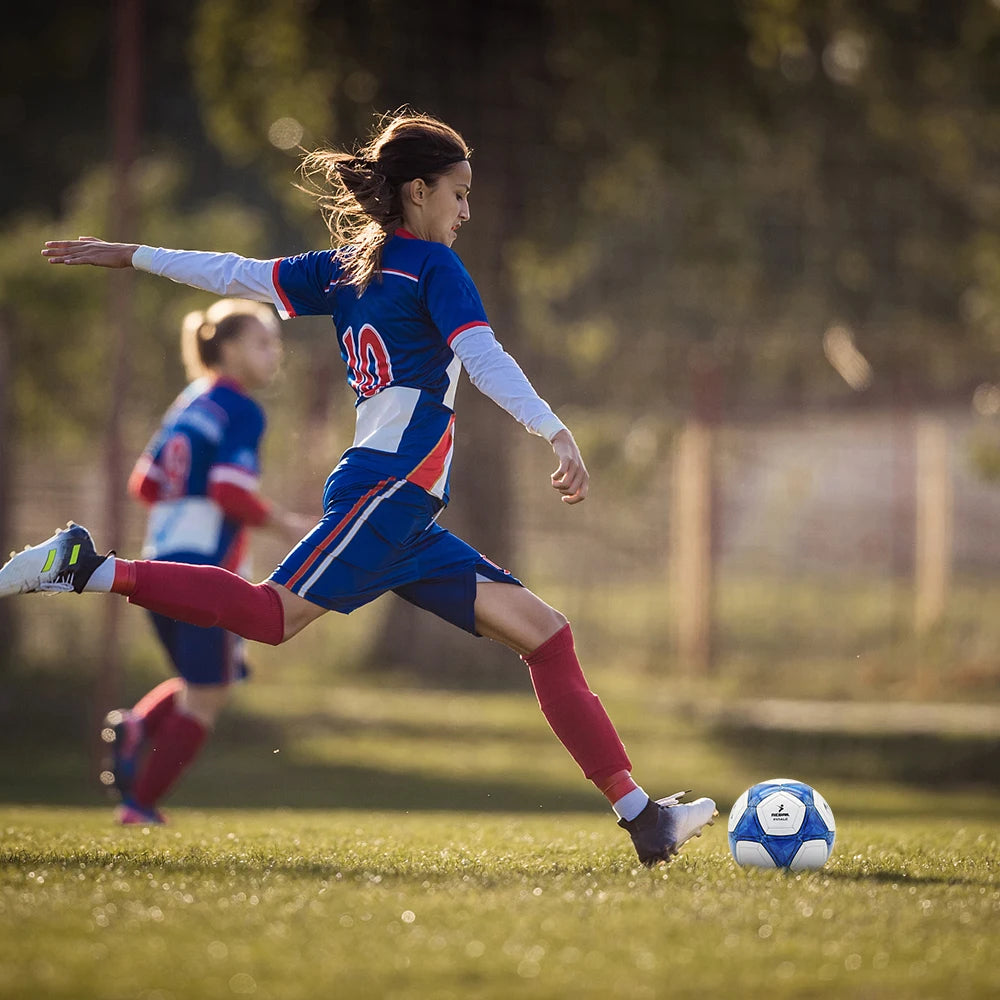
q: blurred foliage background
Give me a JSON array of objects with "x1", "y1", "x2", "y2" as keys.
[{"x1": 2, "y1": 0, "x2": 1000, "y2": 805}]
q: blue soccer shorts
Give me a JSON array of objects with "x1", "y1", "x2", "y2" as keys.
[
  {"x1": 269, "y1": 471, "x2": 521, "y2": 635},
  {"x1": 149, "y1": 610, "x2": 250, "y2": 686}
]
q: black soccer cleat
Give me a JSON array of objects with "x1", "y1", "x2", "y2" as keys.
[{"x1": 620, "y1": 790, "x2": 718, "y2": 867}]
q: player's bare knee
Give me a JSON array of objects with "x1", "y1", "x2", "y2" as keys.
[
  {"x1": 517, "y1": 606, "x2": 568, "y2": 656},
  {"x1": 540, "y1": 607, "x2": 568, "y2": 643},
  {"x1": 180, "y1": 682, "x2": 230, "y2": 727}
]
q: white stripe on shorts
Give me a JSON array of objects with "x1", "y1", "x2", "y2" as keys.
[{"x1": 293, "y1": 479, "x2": 407, "y2": 599}]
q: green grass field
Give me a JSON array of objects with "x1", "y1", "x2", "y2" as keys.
[
  {"x1": 4, "y1": 594, "x2": 1000, "y2": 999},
  {"x1": 1, "y1": 806, "x2": 997, "y2": 1000}
]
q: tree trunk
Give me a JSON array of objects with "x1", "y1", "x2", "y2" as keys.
[{"x1": 92, "y1": 0, "x2": 142, "y2": 764}]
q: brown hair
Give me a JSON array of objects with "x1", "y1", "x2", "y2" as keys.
[
  {"x1": 298, "y1": 110, "x2": 470, "y2": 293},
  {"x1": 180, "y1": 298, "x2": 280, "y2": 382}
]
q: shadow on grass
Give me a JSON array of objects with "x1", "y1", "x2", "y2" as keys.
[
  {"x1": 0, "y1": 749, "x2": 601, "y2": 813},
  {"x1": 823, "y1": 867, "x2": 990, "y2": 888},
  {"x1": 712, "y1": 724, "x2": 1000, "y2": 790}
]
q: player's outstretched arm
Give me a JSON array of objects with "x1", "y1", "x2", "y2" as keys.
[
  {"x1": 550, "y1": 428, "x2": 589, "y2": 505},
  {"x1": 44, "y1": 239, "x2": 278, "y2": 303},
  {"x1": 42, "y1": 237, "x2": 138, "y2": 268}
]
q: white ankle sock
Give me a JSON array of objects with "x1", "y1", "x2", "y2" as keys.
[
  {"x1": 83, "y1": 557, "x2": 116, "y2": 593},
  {"x1": 613, "y1": 787, "x2": 650, "y2": 822}
]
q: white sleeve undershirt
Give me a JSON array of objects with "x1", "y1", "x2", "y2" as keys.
[
  {"x1": 131, "y1": 245, "x2": 283, "y2": 311},
  {"x1": 451, "y1": 329, "x2": 567, "y2": 442},
  {"x1": 132, "y1": 245, "x2": 567, "y2": 442}
]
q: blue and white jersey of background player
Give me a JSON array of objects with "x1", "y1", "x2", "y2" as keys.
[
  {"x1": 271, "y1": 229, "x2": 490, "y2": 503},
  {"x1": 130, "y1": 377, "x2": 266, "y2": 572}
]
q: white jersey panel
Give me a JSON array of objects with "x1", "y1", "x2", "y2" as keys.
[
  {"x1": 352, "y1": 386, "x2": 421, "y2": 454},
  {"x1": 142, "y1": 498, "x2": 225, "y2": 560}
]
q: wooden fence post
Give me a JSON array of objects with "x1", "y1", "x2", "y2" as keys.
[
  {"x1": 671, "y1": 420, "x2": 714, "y2": 672},
  {"x1": 914, "y1": 416, "x2": 952, "y2": 634}
]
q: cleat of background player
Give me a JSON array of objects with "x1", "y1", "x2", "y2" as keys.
[
  {"x1": 0, "y1": 523, "x2": 110, "y2": 597},
  {"x1": 116, "y1": 800, "x2": 167, "y2": 826},
  {"x1": 619, "y1": 791, "x2": 718, "y2": 867},
  {"x1": 100, "y1": 709, "x2": 144, "y2": 801}
]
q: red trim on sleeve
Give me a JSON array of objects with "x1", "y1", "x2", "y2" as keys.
[
  {"x1": 447, "y1": 321, "x2": 488, "y2": 346},
  {"x1": 209, "y1": 481, "x2": 272, "y2": 527},
  {"x1": 272, "y1": 259, "x2": 296, "y2": 317}
]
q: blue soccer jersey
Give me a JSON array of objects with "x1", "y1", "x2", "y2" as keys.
[
  {"x1": 134, "y1": 377, "x2": 266, "y2": 571},
  {"x1": 271, "y1": 231, "x2": 491, "y2": 502}
]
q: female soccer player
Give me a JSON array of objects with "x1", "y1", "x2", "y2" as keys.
[
  {"x1": 7, "y1": 111, "x2": 715, "y2": 864},
  {"x1": 103, "y1": 298, "x2": 314, "y2": 824}
]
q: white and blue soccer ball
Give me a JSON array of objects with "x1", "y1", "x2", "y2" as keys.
[{"x1": 727, "y1": 778, "x2": 836, "y2": 871}]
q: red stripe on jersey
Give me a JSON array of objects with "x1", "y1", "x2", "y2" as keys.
[
  {"x1": 407, "y1": 415, "x2": 455, "y2": 492},
  {"x1": 272, "y1": 259, "x2": 296, "y2": 317},
  {"x1": 285, "y1": 479, "x2": 391, "y2": 589},
  {"x1": 447, "y1": 321, "x2": 489, "y2": 345}
]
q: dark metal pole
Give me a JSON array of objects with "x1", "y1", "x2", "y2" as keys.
[{"x1": 94, "y1": 0, "x2": 142, "y2": 771}]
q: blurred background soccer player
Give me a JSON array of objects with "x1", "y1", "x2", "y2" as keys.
[{"x1": 103, "y1": 298, "x2": 313, "y2": 824}]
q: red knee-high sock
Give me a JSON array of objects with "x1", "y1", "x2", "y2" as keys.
[
  {"x1": 131, "y1": 710, "x2": 208, "y2": 809},
  {"x1": 112, "y1": 561, "x2": 284, "y2": 645},
  {"x1": 133, "y1": 677, "x2": 184, "y2": 741},
  {"x1": 523, "y1": 623, "x2": 637, "y2": 802}
]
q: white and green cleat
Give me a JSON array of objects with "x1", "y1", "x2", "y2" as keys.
[{"x1": 0, "y1": 522, "x2": 109, "y2": 597}]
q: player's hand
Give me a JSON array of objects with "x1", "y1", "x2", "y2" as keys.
[
  {"x1": 42, "y1": 237, "x2": 139, "y2": 269},
  {"x1": 550, "y1": 428, "x2": 589, "y2": 505}
]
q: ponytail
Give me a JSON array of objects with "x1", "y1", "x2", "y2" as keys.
[
  {"x1": 180, "y1": 299, "x2": 279, "y2": 382},
  {"x1": 298, "y1": 110, "x2": 470, "y2": 293}
]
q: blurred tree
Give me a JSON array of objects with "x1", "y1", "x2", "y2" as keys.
[
  {"x1": 516, "y1": 0, "x2": 1000, "y2": 413},
  {"x1": 4, "y1": 0, "x2": 1000, "y2": 687}
]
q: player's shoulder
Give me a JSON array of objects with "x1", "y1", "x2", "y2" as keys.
[
  {"x1": 162, "y1": 378, "x2": 229, "y2": 443},
  {"x1": 280, "y1": 247, "x2": 338, "y2": 268},
  {"x1": 209, "y1": 379, "x2": 263, "y2": 420},
  {"x1": 278, "y1": 247, "x2": 342, "y2": 284}
]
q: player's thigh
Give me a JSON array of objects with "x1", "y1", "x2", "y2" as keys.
[
  {"x1": 267, "y1": 476, "x2": 435, "y2": 640},
  {"x1": 473, "y1": 582, "x2": 566, "y2": 657}
]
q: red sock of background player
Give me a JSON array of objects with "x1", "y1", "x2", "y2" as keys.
[
  {"x1": 522, "y1": 623, "x2": 650, "y2": 821},
  {"x1": 132, "y1": 677, "x2": 184, "y2": 741},
  {"x1": 130, "y1": 710, "x2": 208, "y2": 810},
  {"x1": 89, "y1": 559, "x2": 285, "y2": 646}
]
